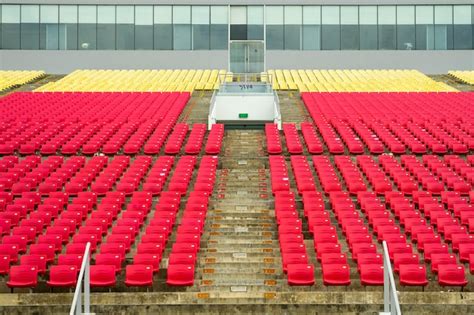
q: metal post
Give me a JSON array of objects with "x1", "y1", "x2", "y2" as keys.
[
  {"x1": 384, "y1": 245, "x2": 390, "y2": 313},
  {"x1": 70, "y1": 242, "x2": 91, "y2": 315},
  {"x1": 84, "y1": 256, "x2": 90, "y2": 314}
]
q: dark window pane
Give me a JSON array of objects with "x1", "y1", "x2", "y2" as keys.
[
  {"x1": 97, "y1": 24, "x2": 115, "y2": 50},
  {"x1": 2, "y1": 24, "x2": 20, "y2": 49},
  {"x1": 21, "y1": 23, "x2": 39, "y2": 49},
  {"x1": 230, "y1": 25, "x2": 247, "y2": 40},
  {"x1": 378, "y1": 25, "x2": 396, "y2": 49},
  {"x1": 248, "y1": 25, "x2": 263, "y2": 40},
  {"x1": 284, "y1": 25, "x2": 301, "y2": 50},
  {"x1": 302, "y1": 25, "x2": 320, "y2": 50},
  {"x1": 341, "y1": 25, "x2": 358, "y2": 50},
  {"x1": 454, "y1": 25, "x2": 473, "y2": 49},
  {"x1": 360, "y1": 26, "x2": 377, "y2": 50},
  {"x1": 173, "y1": 25, "x2": 191, "y2": 50},
  {"x1": 193, "y1": 25, "x2": 209, "y2": 50},
  {"x1": 397, "y1": 25, "x2": 415, "y2": 50},
  {"x1": 266, "y1": 25, "x2": 284, "y2": 49},
  {"x1": 210, "y1": 24, "x2": 227, "y2": 50},
  {"x1": 117, "y1": 25, "x2": 134, "y2": 50},
  {"x1": 416, "y1": 25, "x2": 434, "y2": 50},
  {"x1": 78, "y1": 24, "x2": 96, "y2": 50},
  {"x1": 40, "y1": 24, "x2": 59, "y2": 49},
  {"x1": 154, "y1": 24, "x2": 172, "y2": 50},
  {"x1": 135, "y1": 25, "x2": 152, "y2": 50},
  {"x1": 59, "y1": 24, "x2": 77, "y2": 50},
  {"x1": 434, "y1": 25, "x2": 453, "y2": 50},
  {"x1": 322, "y1": 25, "x2": 340, "y2": 50}
]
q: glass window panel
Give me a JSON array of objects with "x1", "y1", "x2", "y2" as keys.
[
  {"x1": 173, "y1": 6, "x2": 191, "y2": 50},
  {"x1": 21, "y1": 5, "x2": 39, "y2": 49},
  {"x1": 2, "y1": 5, "x2": 20, "y2": 49},
  {"x1": 341, "y1": 6, "x2": 358, "y2": 25},
  {"x1": 284, "y1": 6, "x2": 302, "y2": 25},
  {"x1": 303, "y1": 6, "x2": 320, "y2": 25},
  {"x1": 59, "y1": 5, "x2": 77, "y2": 50},
  {"x1": 154, "y1": 6, "x2": 172, "y2": 24},
  {"x1": 322, "y1": 6, "x2": 339, "y2": 25},
  {"x1": 266, "y1": 6, "x2": 283, "y2": 25},
  {"x1": 97, "y1": 6, "x2": 115, "y2": 50},
  {"x1": 302, "y1": 6, "x2": 320, "y2": 50},
  {"x1": 173, "y1": 6, "x2": 190, "y2": 24},
  {"x1": 434, "y1": 6, "x2": 453, "y2": 50},
  {"x1": 192, "y1": 6, "x2": 209, "y2": 50},
  {"x1": 416, "y1": 6, "x2": 434, "y2": 24},
  {"x1": 322, "y1": 6, "x2": 339, "y2": 50},
  {"x1": 341, "y1": 6, "x2": 358, "y2": 50},
  {"x1": 40, "y1": 5, "x2": 58, "y2": 50},
  {"x1": 117, "y1": 6, "x2": 134, "y2": 50},
  {"x1": 135, "y1": 6, "x2": 153, "y2": 50},
  {"x1": 78, "y1": 5, "x2": 97, "y2": 50},
  {"x1": 302, "y1": 25, "x2": 321, "y2": 50},
  {"x1": 453, "y1": 5, "x2": 472, "y2": 49},
  {"x1": 230, "y1": 6, "x2": 246, "y2": 40},
  {"x1": 435, "y1": 6, "x2": 452, "y2": 24},
  {"x1": 154, "y1": 6, "x2": 172, "y2": 50},
  {"x1": 211, "y1": 6, "x2": 227, "y2": 24},
  {"x1": 378, "y1": 6, "x2": 396, "y2": 25},
  {"x1": 210, "y1": 6, "x2": 227, "y2": 50},
  {"x1": 360, "y1": 6, "x2": 377, "y2": 25},
  {"x1": 248, "y1": 6, "x2": 263, "y2": 40},
  {"x1": 78, "y1": 6, "x2": 96, "y2": 50},
  {"x1": 266, "y1": 6, "x2": 283, "y2": 49},
  {"x1": 397, "y1": 6, "x2": 415, "y2": 25}
]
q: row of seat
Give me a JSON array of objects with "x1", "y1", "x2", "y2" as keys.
[
  {"x1": 301, "y1": 92, "x2": 474, "y2": 155},
  {"x1": 0, "y1": 92, "x2": 190, "y2": 156},
  {"x1": 35, "y1": 69, "x2": 229, "y2": 92},
  {"x1": 265, "y1": 69, "x2": 456, "y2": 92},
  {"x1": 0, "y1": 70, "x2": 45, "y2": 92},
  {"x1": 449, "y1": 71, "x2": 474, "y2": 85}
]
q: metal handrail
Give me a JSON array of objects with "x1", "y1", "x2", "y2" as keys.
[
  {"x1": 70, "y1": 242, "x2": 91, "y2": 315},
  {"x1": 381, "y1": 241, "x2": 402, "y2": 315}
]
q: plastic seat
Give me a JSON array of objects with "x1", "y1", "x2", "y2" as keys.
[
  {"x1": 90, "y1": 265, "x2": 117, "y2": 287},
  {"x1": 20, "y1": 254, "x2": 47, "y2": 274},
  {"x1": 359, "y1": 264, "x2": 384, "y2": 286},
  {"x1": 399, "y1": 264, "x2": 428, "y2": 286},
  {"x1": 438, "y1": 264, "x2": 468, "y2": 287},
  {"x1": 125, "y1": 265, "x2": 153, "y2": 287},
  {"x1": 47, "y1": 265, "x2": 78, "y2": 288},
  {"x1": 95, "y1": 254, "x2": 123, "y2": 273},
  {"x1": 133, "y1": 254, "x2": 161, "y2": 273},
  {"x1": 166, "y1": 264, "x2": 195, "y2": 286},
  {"x1": 287, "y1": 263, "x2": 315, "y2": 286},
  {"x1": 321, "y1": 263, "x2": 351, "y2": 286},
  {"x1": 7, "y1": 265, "x2": 38, "y2": 289}
]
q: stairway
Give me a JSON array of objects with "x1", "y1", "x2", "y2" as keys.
[{"x1": 198, "y1": 130, "x2": 284, "y2": 293}]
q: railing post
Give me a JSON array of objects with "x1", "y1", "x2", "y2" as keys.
[
  {"x1": 381, "y1": 241, "x2": 402, "y2": 315},
  {"x1": 85, "y1": 256, "x2": 90, "y2": 314},
  {"x1": 384, "y1": 245, "x2": 390, "y2": 313}
]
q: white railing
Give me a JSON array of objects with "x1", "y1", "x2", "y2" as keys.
[
  {"x1": 273, "y1": 91, "x2": 282, "y2": 130},
  {"x1": 380, "y1": 241, "x2": 402, "y2": 315},
  {"x1": 70, "y1": 242, "x2": 91, "y2": 315}
]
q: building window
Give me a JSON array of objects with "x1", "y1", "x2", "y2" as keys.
[
  {"x1": 397, "y1": 6, "x2": 415, "y2": 50},
  {"x1": 154, "y1": 6, "x2": 172, "y2": 50},
  {"x1": 97, "y1": 6, "x2": 115, "y2": 50},
  {"x1": 192, "y1": 6, "x2": 210, "y2": 50},
  {"x1": 453, "y1": 5, "x2": 472, "y2": 49},
  {"x1": 302, "y1": 6, "x2": 321, "y2": 50},
  {"x1": 59, "y1": 5, "x2": 78, "y2": 50},
  {"x1": 173, "y1": 6, "x2": 191, "y2": 50},
  {"x1": 21, "y1": 5, "x2": 39, "y2": 49},
  {"x1": 378, "y1": 6, "x2": 396, "y2": 50},
  {"x1": 135, "y1": 6, "x2": 153, "y2": 50},
  {"x1": 2, "y1": 5, "x2": 21, "y2": 49},
  {"x1": 40, "y1": 5, "x2": 58, "y2": 50},
  {"x1": 284, "y1": 6, "x2": 302, "y2": 50},
  {"x1": 210, "y1": 6, "x2": 227, "y2": 50},
  {"x1": 117, "y1": 6, "x2": 134, "y2": 50},
  {"x1": 78, "y1": 5, "x2": 96, "y2": 50},
  {"x1": 416, "y1": 6, "x2": 434, "y2": 50},
  {"x1": 266, "y1": 6, "x2": 284, "y2": 49},
  {"x1": 341, "y1": 6, "x2": 359, "y2": 50},
  {"x1": 359, "y1": 6, "x2": 377, "y2": 50},
  {"x1": 321, "y1": 6, "x2": 340, "y2": 50}
]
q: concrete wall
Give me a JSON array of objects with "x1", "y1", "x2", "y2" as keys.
[{"x1": 1, "y1": 50, "x2": 472, "y2": 74}]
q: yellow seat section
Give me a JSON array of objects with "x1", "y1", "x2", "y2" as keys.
[
  {"x1": 0, "y1": 70, "x2": 45, "y2": 92},
  {"x1": 35, "y1": 69, "x2": 228, "y2": 92},
  {"x1": 267, "y1": 69, "x2": 458, "y2": 92},
  {"x1": 449, "y1": 71, "x2": 474, "y2": 85}
]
